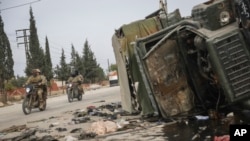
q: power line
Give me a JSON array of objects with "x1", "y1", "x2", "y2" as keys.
[
  {"x1": 38, "y1": 36, "x2": 72, "y2": 54},
  {"x1": 0, "y1": 0, "x2": 41, "y2": 12}
]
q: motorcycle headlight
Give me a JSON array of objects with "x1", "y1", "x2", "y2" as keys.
[
  {"x1": 26, "y1": 87, "x2": 31, "y2": 93},
  {"x1": 220, "y1": 11, "x2": 230, "y2": 26},
  {"x1": 69, "y1": 84, "x2": 72, "y2": 87}
]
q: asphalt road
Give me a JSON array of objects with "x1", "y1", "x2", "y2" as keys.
[
  {"x1": 0, "y1": 85, "x2": 169, "y2": 141},
  {"x1": 0, "y1": 85, "x2": 235, "y2": 141},
  {"x1": 0, "y1": 86, "x2": 121, "y2": 131}
]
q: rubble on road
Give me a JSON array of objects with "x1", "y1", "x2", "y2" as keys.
[
  {"x1": 1, "y1": 102, "x2": 249, "y2": 141},
  {"x1": 0, "y1": 125, "x2": 27, "y2": 133}
]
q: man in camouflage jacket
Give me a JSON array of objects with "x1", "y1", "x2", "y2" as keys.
[
  {"x1": 67, "y1": 70, "x2": 84, "y2": 94},
  {"x1": 24, "y1": 69, "x2": 47, "y2": 109}
]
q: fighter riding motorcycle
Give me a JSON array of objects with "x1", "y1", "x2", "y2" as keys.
[
  {"x1": 22, "y1": 84, "x2": 47, "y2": 115},
  {"x1": 66, "y1": 82, "x2": 83, "y2": 102}
]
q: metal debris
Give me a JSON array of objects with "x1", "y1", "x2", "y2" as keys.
[
  {"x1": 70, "y1": 128, "x2": 82, "y2": 133},
  {"x1": 38, "y1": 135, "x2": 58, "y2": 141},
  {"x1": 49, "y1": 122, "x2": 60, "y2": 128},
  {"x1": 93, "y1": 100, "x2": 106, "y2": 103},
  {"x1": 2, "y1": 102, "x2": 246, "y2": 140},
  {"x1": 78, "y1": 131, "x2": 97, "y2": 140},
  {"x1": 72, "y1": 117, "x2": 90, "y2": 124},
  {"x1": 11, "y1": 129, "x2": 36, "y2": 141},
  {"x1": 55, "y1": 127, "x2": 67, "y2": 132},
  {"x1": 1, "y1": 125, "x2": 27, "y2": 133},
  {"x1": 27, "y1": 118, "x2": 47, "y2": 123},
  {"x1": 73, "y1": 109, "x2": 87, "y2": 117}
]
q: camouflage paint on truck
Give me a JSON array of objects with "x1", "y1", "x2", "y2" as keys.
[{"x1": 112, "y1": 9, "x2": 182, "y2": 115}]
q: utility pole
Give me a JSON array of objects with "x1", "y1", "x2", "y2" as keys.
[
  {"x1": 107, "y1": 59, "x2": 110, "y2": 72},
  {"x1": 16, "y1": 29, "x2": 30, "y2": 63}
]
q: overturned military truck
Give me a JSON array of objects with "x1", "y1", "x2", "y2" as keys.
[{"x1": 112, "y1": 0, "x2": 250, "y2": 120}]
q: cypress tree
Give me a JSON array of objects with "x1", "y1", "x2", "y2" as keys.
[
  {"x1": 25, "y1": 7, "x2": 45, "y2": 76},
  {"x1": 82, "y1": 39, "x2": 104, "y2": 83},
  {"x1": 82, "y1": 39, "x2": 92, "y2": 83},
  {"x1": 75, "y1": 52, "x2": 84, "y2": 76},
  {"x1": 0, "y1": 15, "x2": 14, "y2": 103},
  {"x1": 54, "y1": 65, "x2": 60, "y2": 79},
  {"x1": 0, "y1": 15, "x2": 14, "y2": 80},
  {"x1": 70, "y1": 44, "x2": 76, "y2": 68},
  {"x1": 95, "y1": 67, "x2": 105, "y2": 82},
  {"x1": 44, "y1": 36, "x2": 53, "y2": 82},
  {"x1": 59, "y1": 49, "x2": 69, "y2": 82}
]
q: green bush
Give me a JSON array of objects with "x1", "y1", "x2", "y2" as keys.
[
  {"x1": 11, "y1": 76, "x2": 27, "y2": 87},
  {"x1": 4, "y1": 81, "x2": 16, "y2": 91}
]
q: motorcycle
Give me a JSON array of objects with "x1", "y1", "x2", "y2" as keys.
[
  {"x1": 66, "y1": 82, "x2": 83, "y2": 102},
  {"x1": 22, "y1": 84, "x2": 47, "y2": 115}
]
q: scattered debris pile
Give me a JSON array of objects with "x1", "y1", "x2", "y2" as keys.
[{"x1": 1, "y1": 102, "x2": 249, "y2": 141}]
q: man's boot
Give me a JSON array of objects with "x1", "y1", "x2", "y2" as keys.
[
  {"x1": 78, "y1": 87, "x2": 83, "y2": 95},
  {"x1": 80, "y1": 87, "x2": 84, "y2": 95},
  {"x1": 39, "y1": 100, "x2": 44, "y2": 109}
]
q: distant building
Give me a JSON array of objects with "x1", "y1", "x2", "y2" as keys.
[{"x1": 108, "y1": 71, "x2": 119, "y2": 87}]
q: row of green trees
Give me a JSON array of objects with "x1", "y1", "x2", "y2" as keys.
[
  {"x1": 24, "y1": 8, "x2": 53, "y2": 82},
  {"x1": 55, "y1": 40, "x2": 105, "y2": 84},
  {"x1": 25, "y1": 7, "x2": 105, "y2": 84},
  {"x1": 0, "y1": 6, "x2": 107, "y2": 100}
]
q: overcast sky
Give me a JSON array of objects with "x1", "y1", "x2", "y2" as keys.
[{"x1": 0, "y1": 0, "x2": 206, "y2": 76}]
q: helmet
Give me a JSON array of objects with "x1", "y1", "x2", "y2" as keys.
[
  {"x1": 74, "y1": 70, "x2": 79, "y2": 75},
  {"x1": 32, "y1": 69, "x2": 41, "y2": 73},
  {"x1": 70, "y1": 68, "x2": 79, "y2": 77},
  {"x1": 71, "y1": 71, "x2": 76, "y2": 77}
]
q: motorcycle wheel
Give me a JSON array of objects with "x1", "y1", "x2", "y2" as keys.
[
  {"x1": 22, "y1": 97, "x2": 32, "y2": 115},
  {"x1": 67, "y1": 90, "x2": 73, "y2": 103},
  {"x1": 39, "y1": 100, "x2": 47, "y2": 111},
  {"x1": 78, "y1": 93, "x2": 82, "y2": 101}
]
